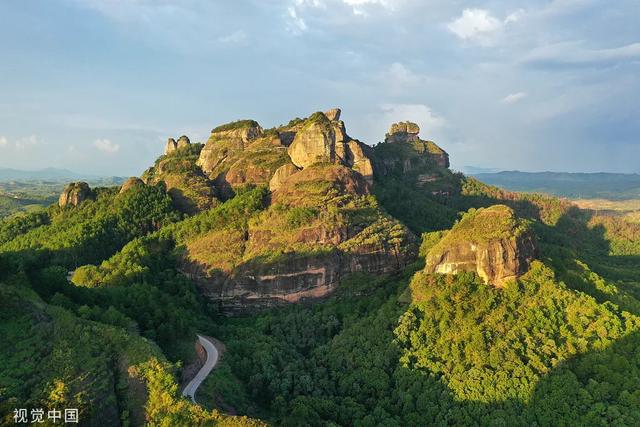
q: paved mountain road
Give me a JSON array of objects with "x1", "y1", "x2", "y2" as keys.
[{"x1": 182, "y1": 335, "x2": 219, "y2": 403}]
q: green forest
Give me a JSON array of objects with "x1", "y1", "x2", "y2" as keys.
[{"x1": 1, "y1": 115, "x2": 640, "y2": 426}]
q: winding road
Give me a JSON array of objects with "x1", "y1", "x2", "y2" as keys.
[{"x1": 182, "y1": 335, "x2": 220, "y2": 403}]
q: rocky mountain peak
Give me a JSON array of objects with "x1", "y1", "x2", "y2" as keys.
[
  {"x1": 59, "y1": 182, "x2": 94, "y2": 208},
  {"x1": 324, "y1": 107, "x2": 341, "y2": 121},
  {"x1": 385, "y1": 121, "x2": 420, "y2": 144},
  {"x1": 164, "y1": 135, "x2": 191, "y2": 155},
  {"x1": 286, "y1": 111, "x2": 374, "y2": 183}
]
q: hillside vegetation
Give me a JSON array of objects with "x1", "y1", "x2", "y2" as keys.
[{"x1": 1, "y1": 109, "x2": 639, "y2": 426}]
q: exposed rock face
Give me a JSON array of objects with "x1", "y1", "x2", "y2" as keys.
[
  {"x1": 385, "y1": 121, "x2": 420, "y2": 144},
  {"x1": 196, "y1": 121, "x2": 288, "y2": 197},
  {"x1": 287, "y1": 111, "x2": 374, "y2": 184},
  {"x1": 164, "y1": 136, "x2": 191, "y2": 155},
  {"x1": 176, "y1": 135, "x2": 190, "y2": 149},
  {"x1": 288, "y1": 113, "x2": 336, "y2": 168},
  {"x1": 190, "y1": 248, "x2": 411, "y2": 312},
  {"x1": 182, "y1": 164, "x2": 417, "y2": 312},
  {"x1": 119, "y1": 177, "x2": 145, "y2": 194},
  {"x1": 374, "y1": 122, "x2": 450, "y2": 177},
  {"x1": 59, "y1": 182, "x2": 94, "y2": 207},
  {"x1": 269, "y1": 163, "x2": 299, "y2": 191},
  {"x1": 324, "y1": 108, "x2": 341, "y2": 121},
  {"x1": 164, "y1": 138, "x2": 177, "y2": 155},
  {"x1": 425, "y1": 205, "x2": 537, "y2": 287}
]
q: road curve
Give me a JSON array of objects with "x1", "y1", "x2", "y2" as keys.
[{"x1": 182, "y1": 335, "x2": 219, "y2": 403}]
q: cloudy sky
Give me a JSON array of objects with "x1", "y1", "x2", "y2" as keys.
[{"x1": 0, "y1": 0, "x2": 639, "y2": 175}]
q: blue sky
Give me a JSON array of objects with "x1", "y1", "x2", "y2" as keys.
[{"x1": 0, "y1": 0, "x2": 639, "y2": 175}]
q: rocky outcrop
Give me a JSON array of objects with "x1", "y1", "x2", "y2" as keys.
[
  {"x1": 324, "y1": 108, "x2": 341, "y2": 121},
  {"x1": 195, "y1": 121, "x2": 288, "y2": 197},
  {"x1": 269, "y1": 163, "x2": 299, "y2": 191},
  {"x1": 377, "y1": 122, "x2": 450, "y2": 173},
  {"x1": 182, "y1": 163, "x2": 416, "y2": 312},
  {"x1": 425, "y1": 205, "x2": 537, "y2": 287},
  {"x1": 59, "y1": 182, "x2": 94, "y2": 207},
  {"x1": 287, "y1": 113, "x2": 336, "y2": 168},
  {"x1": 189, "y1": 248, "x2": 412, "y2": 312},
  {"x1": 119, "y1": 177, "x2": 145, "y2": 194},
  {"x1": 286, "y1": 110, "x2": 374, "y2": 183},
  {"x1": 164, "y1": 138, "x2": 177, "y2": 155},
  {"x1": 176, "y1": 135, "x2": 190, "y2": 149},
  {"x1": 385, "y1": 121, "x2": 420, "y2": 144},
  {"x1": 164, "y1": 135, "x2": 191, "y2": 155}
]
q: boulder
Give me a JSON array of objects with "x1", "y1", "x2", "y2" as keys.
[
  {"x1": 425, "y1": 205, "x2": 537, "y2": 287},
  {"x1": 119, "y1": 177, "x2": 145, "y2": 194},
  {"x1": 324, "y1": 108, "x2": 341, "y2": 121},
  {"x1": 287, "y1": 113, "x2": 336, "y2": 168},
  {"x1": 385, "y1": 121, "x2": 420, "y2": 144},
  {"x1": 176, "y1": 135, "x2": 190, "y2": 149},
  {"x1": 59, "y1": 182, "x2": 94, "y2": 208},
  {"x1": 164, "y1": 138, "x2": 177, "y2": 155},
  {"x1": 269, "y1": 163, "x2": 299, "y2": 191}
]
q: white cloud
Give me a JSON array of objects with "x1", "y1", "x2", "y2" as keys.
[
  {"x1": 342, "y1": 0, "x2": 395, "y2": 15},
  {"x1": 447, "y1": 8, "x2": 524, "y2": 45},
  {"x1": 94, "y1": 138, "x2": 120, "y2": 154},
  {"x1": 0, "y1": 135, "x2": 41, "y2": 150},
  {"x1": 504, "y1": 9, "x2": 525, "y2": 24},
  {"x1": 523, "y1": 41, "x2": 640, "y2": 66},
  {"x1": 287, "y1": 6, "x2": 308, "y2": 33},
  {"x1": 379, "y1": 103, "x2": 445, "y2": 136},
  {"x1": 217, "y1": 30, "x2": 247, "y2": 45},
  {"x1": 15, "y1": 135, "x2": 40, "y2": 150},
  {"x1": 447, "y1": 9, "x2": 501, "y2": 42},
  {"x1": 502, "y1": 92, "x2": 527, "y2": 104}
]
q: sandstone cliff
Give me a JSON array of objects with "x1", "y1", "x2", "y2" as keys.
[
  {"x1": 59, "y1": 182, "x2": 94, "y2": 207},
  {"x1": 287, "y1": 109, "x2": 374, "y2": 184},
  {"x1": 424, "y1": 205, "x2": 537, "y2": 287},
  {"x1": 181, "y1": 164, "x2": 417, "y2": 311}
]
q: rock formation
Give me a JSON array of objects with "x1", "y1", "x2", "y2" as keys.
[
  {"x1": 119, "y1": 177, "x2": 145, "y2": 194},
  {"x1": 164, "y1": 138, "x2": 177, "y2": 155},
  {"x1": 286, "y1": 110, "x2": 374, "y2": 184},
  {"x1": 377, "y1": 122, "x2": 450, "y2": 172},
  {"x1": 176, "y1": 135, "x2": 190, "y2": 149},
  {"x1": 59, "y1": 182, "x2": 94, "y2": 207},
  {"x1": 164, "y1": 135, "x2": 191, "y2": 155},
  {"x1": 424, "y1": 205, "x2": 537, "y2": 287},
  {"x1": 182, "y1": 164, "x2": 417, "y2": 312},
  {"x1": 384, "y1": 121, "x2": 420, "y2": 144},
  {"x1": 269, "y1": 163, "x2": 299, "y2": 191}
]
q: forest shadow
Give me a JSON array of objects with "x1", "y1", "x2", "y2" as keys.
[{"x1": 392, "y1": 329, "x2": 640, "y2": 426}]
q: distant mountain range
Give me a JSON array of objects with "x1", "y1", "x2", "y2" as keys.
[
  {"x1": 472, "y1": 170, "x2": 640, "y2": 200},
  {"x1": 0, "y1": 167, "x2": 124, "y2": 183}
]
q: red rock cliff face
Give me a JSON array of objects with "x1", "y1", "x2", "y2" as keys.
[
  {"x1": 424, "y1": 205, "x2": 538, "y2": 287},
  {"x1": 181, "y1": 164, "x2": 417, "y2": 312},
  {"x1": 425, "y1": 233, "x2": 537, "y2": 287},
  {"x1": 188, "y1": 246, "x2": 412, "y2": 312}
]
